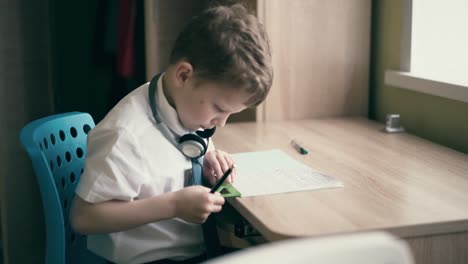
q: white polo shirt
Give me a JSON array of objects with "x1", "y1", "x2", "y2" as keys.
[{"x1": 75, "y1": 75, "x2": 205, "y2": 264}]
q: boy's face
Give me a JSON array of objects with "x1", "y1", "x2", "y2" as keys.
[{"x1": 175, "y1": 79, "x2": 249, "y2": 131}]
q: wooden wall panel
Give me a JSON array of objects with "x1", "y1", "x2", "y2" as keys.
[
  {"x1": 145, "y1": 0, "x2": 370, "y2": 122},
  {"x1": 258, "y1": 0, "x2": 371, "y2": 121},
  {"x1": 144, "y1": 0, "x2": 208, "y2": 80},
  {"x1": 406, "y1": 232, "x2": 468, "y2": 264}
]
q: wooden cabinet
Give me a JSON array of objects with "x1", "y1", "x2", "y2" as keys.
[
  {"x1": 257, "y1": 0, "x2": 371, "y2": 121},
  {"x1": 145, "y1": 0, "x2": 371, "y2": 122}
]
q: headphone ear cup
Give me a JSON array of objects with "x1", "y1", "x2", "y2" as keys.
[
  {"x1": 196, "y1": 126, "x2": 216, "y2": 138},
  {"x1": 179, "y1": 134, "x2": 208, "y2": 158}
]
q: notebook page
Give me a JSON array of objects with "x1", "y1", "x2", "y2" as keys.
[{"x1": 232, "y1": 149, "x2": 343, "y2": 197}]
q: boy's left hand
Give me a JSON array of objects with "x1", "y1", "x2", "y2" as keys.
[{"x1": 203, "y1": 149, "x2": 237, "y2": 186}]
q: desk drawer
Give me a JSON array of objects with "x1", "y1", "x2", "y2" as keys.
[{"x1": 215, "y1": 202, "x2": 266, "y2": 248}]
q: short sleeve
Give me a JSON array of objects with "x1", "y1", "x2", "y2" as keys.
[{"x1": 76, "y1": 127, "x2": 146, "y2": 203}]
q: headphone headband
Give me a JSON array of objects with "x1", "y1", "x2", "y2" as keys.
[{"x1": 148, "y1": 74, "x2": 215, "y2": 158}]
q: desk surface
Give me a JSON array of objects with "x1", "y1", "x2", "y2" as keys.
[{"x1": 213, "y1": 117, "x2": 468, "y2": 241}]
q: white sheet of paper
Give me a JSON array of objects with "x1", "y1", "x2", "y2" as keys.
[{"x1": 232, "y1": 149, "x2": 343, "y2": 197}]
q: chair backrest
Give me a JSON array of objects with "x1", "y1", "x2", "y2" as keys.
[
  {"x1": 203, "y1": 231, "x2": 414, "y2": 264},
  {"x1": 20, "y1": 112, "x2": 105, "y2": 264}
]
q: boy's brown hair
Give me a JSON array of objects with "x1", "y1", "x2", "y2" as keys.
[{"x1": 169, "y1": 3, "x2": 273, "y2": 107}]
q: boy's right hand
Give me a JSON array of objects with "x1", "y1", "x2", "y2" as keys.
[{"x1": 173, "y1": 185, "x2": 225, "y2": 224}]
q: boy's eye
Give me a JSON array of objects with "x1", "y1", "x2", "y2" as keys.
[{"x1": 214, "y1": 104, "x2": 226, "y2": 113}]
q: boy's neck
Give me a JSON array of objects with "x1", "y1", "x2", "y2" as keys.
[{"x1": 161, "y1": 73, "x2": 176, "y2": 109}]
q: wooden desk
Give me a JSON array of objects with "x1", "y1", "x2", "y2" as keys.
[{"x1": 213, "y1": 117, "x2": 468, "y2": 264}]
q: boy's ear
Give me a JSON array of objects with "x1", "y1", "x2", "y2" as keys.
[{"x1": 174, "y1": 61, "x2": 193, "y2": 87}]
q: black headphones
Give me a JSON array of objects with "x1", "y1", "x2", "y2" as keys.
[{"x1": 148, "y1": 74, "x2": 216, "y2": 159}]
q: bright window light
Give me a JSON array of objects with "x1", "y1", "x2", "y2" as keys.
[{"x1": 411, "y1": 0, "x2": 468, "y2": 86}]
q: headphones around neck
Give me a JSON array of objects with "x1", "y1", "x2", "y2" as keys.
[{"x1": 148, "y1": 74, "x2": 216, "y2": 159}]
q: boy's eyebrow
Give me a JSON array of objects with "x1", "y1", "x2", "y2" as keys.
[{"x1": 215, "y1": 103, "x2": 246, "y2": 114}]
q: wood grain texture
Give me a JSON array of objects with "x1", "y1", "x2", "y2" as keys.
[
  {"x1": 144, "y1": 0, "x2": 207, "y2": 80},
  {"x1": 257, "y1": 0, "x2": 371, "y2": 121},
  {"x1": 145, "y1": 0, "x2": 370, "y2": 122},
  {"x1": 213, "y1": 118, "x2": 468, "y2": 242},
  {"x1": 407, "y1": 232, "x2": 468, "y2": 264}
]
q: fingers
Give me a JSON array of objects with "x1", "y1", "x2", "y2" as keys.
[
  {"x1": 211, "y1": 152, "x2": 225, "y2": 183},
  {"x1": 222, "y1": 153, "x2": 236, "y2": 183},
  {"x1": 209, "y1": 169, "x2": 219, "y2": 186},
  {"x1": 226, "y1": 156, "x2": 237, "y2": 183},
  {"x1": 210, "y1": 204, "x2": 223, "y2": 213},
  {"x1": 193, "y1": 206, "x2": 222, "y2": 224},
  {"x1": 176, "y1": 187, "x2": 226, "y2": 224},
  {"x1": 205, "y1": 150, "x2": 237, "y2": 184},
  {"x1": 201, "y1": 189, "x2": 225, "y2": 209},
  {"x1": 212, "y1": 192, "x2": 225, "y2": 205},
  {"x1": 199, "y1": 193, "x2": 224, "y2": 222}
]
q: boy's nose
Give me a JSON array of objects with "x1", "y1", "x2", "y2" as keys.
[{"x1": 212, "y1": 115, "x2": 229, "y2": 127}]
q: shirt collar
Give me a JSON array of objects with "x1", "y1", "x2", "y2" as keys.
[{"x1": 156, "y1": 73, "x2": 189, "y2": 137}]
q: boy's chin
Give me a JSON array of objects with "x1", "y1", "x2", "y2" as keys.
[{"x1": 186, "y1": 124, "x2": 202, "y2": 131}]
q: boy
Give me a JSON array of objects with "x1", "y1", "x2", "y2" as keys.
[{"x1": 70, "y1": 3, "x2": 273, "y2": 264}]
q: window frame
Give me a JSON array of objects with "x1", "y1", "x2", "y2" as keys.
[{"x1": 384, "y1": 0, "x2": 468, "y2": 103}]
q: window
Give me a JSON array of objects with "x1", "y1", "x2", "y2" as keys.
[{"x1": 385, "y1": 0, "x2": 468, "y2": 103}]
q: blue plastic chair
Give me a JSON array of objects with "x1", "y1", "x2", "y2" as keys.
[{"x1": 20, "y1": 112, "x2": 106, "y2": 264}]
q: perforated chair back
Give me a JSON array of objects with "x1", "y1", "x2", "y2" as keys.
[{"x1": 20, "y1": 112, "x2": 105, "y2": 264}]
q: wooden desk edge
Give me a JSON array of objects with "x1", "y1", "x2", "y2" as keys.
[{"x1": 229, "y1": 197, "x2": 468, "y2": 241}]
